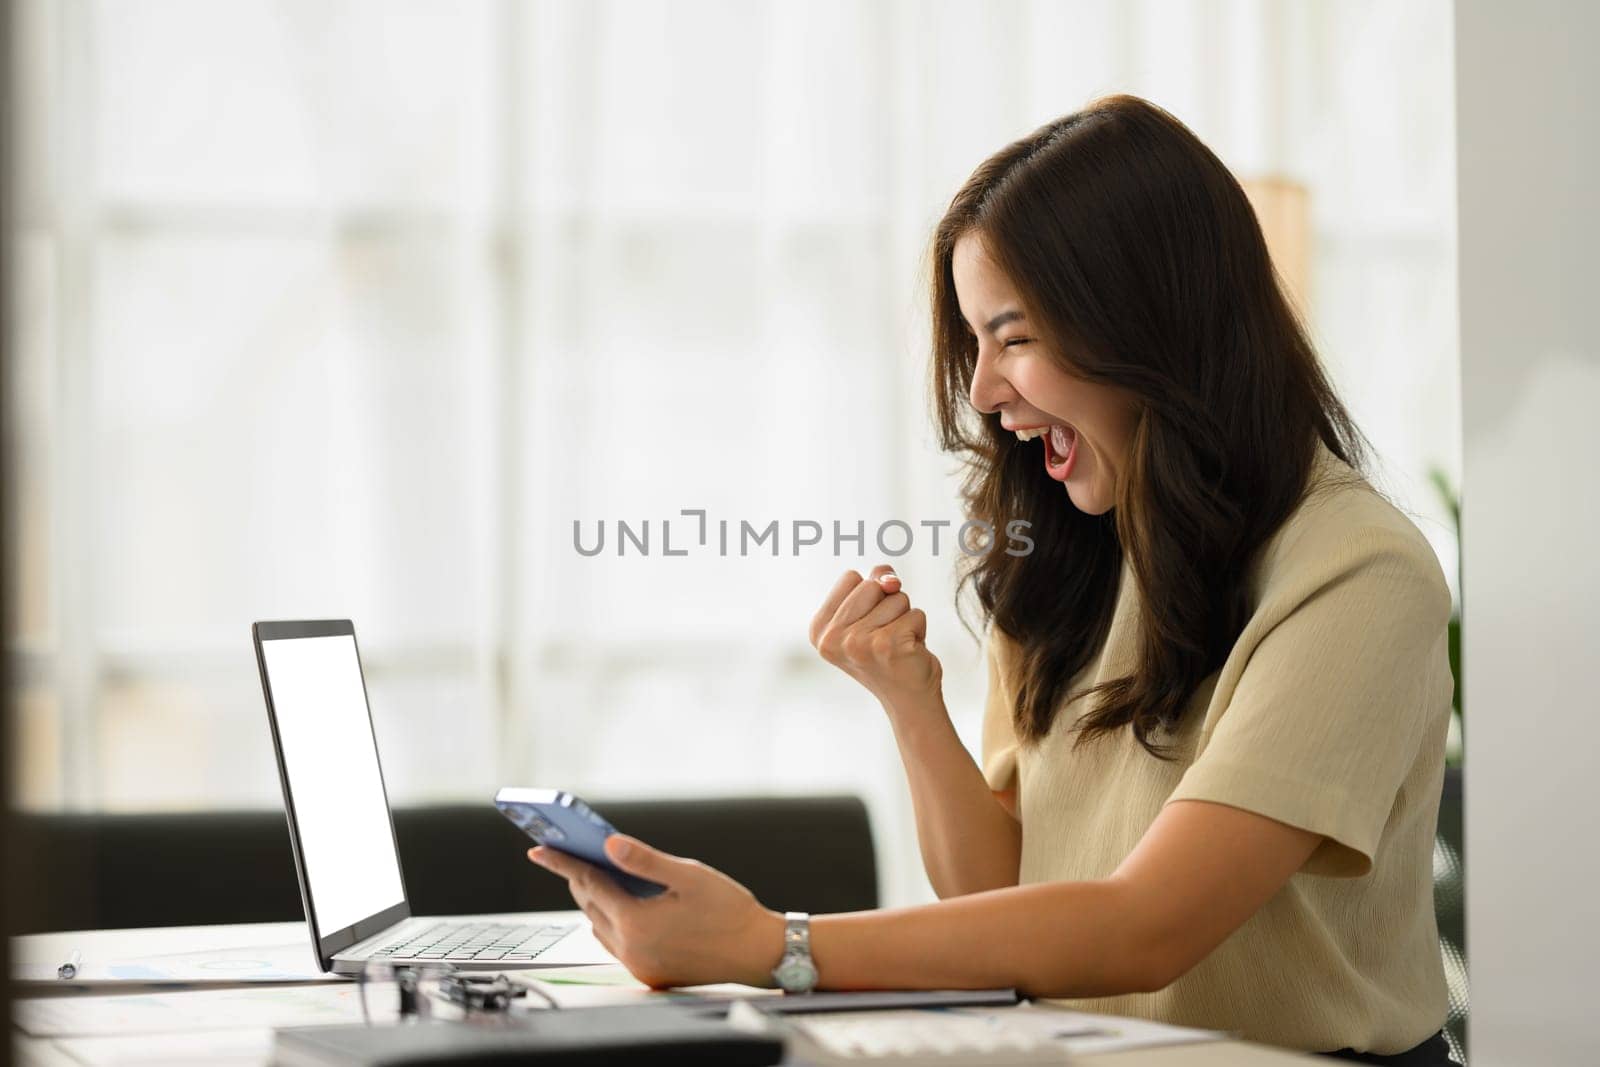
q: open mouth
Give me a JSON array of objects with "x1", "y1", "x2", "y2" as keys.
[
  {"x1": 1042, "y1": 424, "x2": 1077, "y2": 481},
  {"x1": 1012, "y1": 423, "x2": 1078, "y2": 482}
]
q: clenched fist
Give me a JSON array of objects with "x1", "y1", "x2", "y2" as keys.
[{"x1": 810, "y1": 564, "x2": 943, "y2": 712}]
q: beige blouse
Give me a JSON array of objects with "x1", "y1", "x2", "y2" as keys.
[{"x1": 980, "y1": 447, "x2": 1452, "y2": 1054}]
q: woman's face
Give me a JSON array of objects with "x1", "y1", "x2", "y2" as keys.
[{"x1": 953, "y1": 232, "x2": 1139, "y2": 516}]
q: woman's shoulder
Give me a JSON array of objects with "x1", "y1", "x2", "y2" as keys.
[{"x1": 1253, "y1": 444, "x2": 1451, "y2": 627}]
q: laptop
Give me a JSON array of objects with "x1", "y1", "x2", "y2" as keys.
[{"x1": 252, "y1": 619, "x2": 612, "y2": 974}]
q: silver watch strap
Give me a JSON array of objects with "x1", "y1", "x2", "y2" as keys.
[{"x1": 783, "y1": 911, "x2": 811, "y2": 954}]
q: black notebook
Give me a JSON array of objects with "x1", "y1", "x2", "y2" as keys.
[{"x1": 274, "y1": 1004, "x2": 784, "y2": 1067}]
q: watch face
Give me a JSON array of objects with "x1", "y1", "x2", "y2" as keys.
[{"x1": 774, "y1": 953, "x2": 818, "y2": 992}]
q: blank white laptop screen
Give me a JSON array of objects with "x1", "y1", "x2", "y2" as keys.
[{"x1": 260, "y1": 633, "x2": 406, "y2": 935}]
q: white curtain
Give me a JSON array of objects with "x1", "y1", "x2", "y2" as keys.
[{"x1": 8, "y1": 0, "x2": 1457, "y2": 907}]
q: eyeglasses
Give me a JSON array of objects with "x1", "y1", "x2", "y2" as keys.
[
  {"x1": 357, "y1": 959, "x2": 455, "y2": 1024},
  {"x1": 438, "y1": 972, "x2": 558, "y2": 1013},
  {"x1": 357, "y1": 958, "x2": 560, "y2": 1024}
]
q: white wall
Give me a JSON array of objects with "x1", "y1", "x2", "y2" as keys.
[{"x1": 1456, "y1": 2, "x2": 1600, "y2": 1064}]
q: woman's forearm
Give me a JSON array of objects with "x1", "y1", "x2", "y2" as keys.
[
  {"x1": 807, "y1": 878, "x2": 1164, "y2": 998},
  {"x1": 883, "y1": 695, "x2": 1022, "y2": 898}
]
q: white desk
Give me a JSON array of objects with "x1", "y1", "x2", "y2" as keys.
[{"x1": 12, "y1": 921, "x2": 1316, "y2": 1065}]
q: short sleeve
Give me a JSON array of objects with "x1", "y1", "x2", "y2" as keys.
[
  {"x1": 1166, "y1": 530, "x2": 1452, "y2": 878},
  {"x1": 980, "y1": 629, "x2": 1022, "y2": 793}
]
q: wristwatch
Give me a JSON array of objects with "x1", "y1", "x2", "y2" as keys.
[{"x1": 770, "y1": 911, "x2": 818, "y2": 994}]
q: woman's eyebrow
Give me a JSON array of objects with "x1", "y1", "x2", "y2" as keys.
[{"x1": 985, "y1": 309, "x2": 1026, "y2": 332}]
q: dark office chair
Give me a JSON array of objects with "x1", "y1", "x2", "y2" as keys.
[{"x1": 10, "y1": 795, "x2": 878, "y2": 935}]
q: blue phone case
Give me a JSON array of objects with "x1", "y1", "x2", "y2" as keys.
[{"x1": 494, "y1": 788, "x2": 667, "y2": 899}]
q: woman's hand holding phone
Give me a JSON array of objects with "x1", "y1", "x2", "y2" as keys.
[
  {"x1": 527, "y1": 835, "x2": 783, "y2": 990},
  {"x1": 810, "y1": 565, "x2": 944, "y2": 725}
]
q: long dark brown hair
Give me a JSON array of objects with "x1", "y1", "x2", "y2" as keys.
[{"x1": 932, "y1": 95, "x2": 1366, "y2": 756}]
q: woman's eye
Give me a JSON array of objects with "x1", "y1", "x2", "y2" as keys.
[{"x1": 1002, "y1": 338, "x2": 1032, "y2": 348}]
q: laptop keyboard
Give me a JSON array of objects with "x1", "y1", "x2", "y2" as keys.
[{"x1": 373, "y1": 921, "x2": 576, "y2": 963}]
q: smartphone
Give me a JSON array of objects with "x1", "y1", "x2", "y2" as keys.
[{"x1": 494, "y1": 787, "x2": 667, "y2": 899}]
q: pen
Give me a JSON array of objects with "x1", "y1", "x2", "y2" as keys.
[{"x1": 57, "y1": 950, "x2": 81, "y2": 980}]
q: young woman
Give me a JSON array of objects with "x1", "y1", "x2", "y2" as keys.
[{"x1": 528, "y1": 95, "x2": 1457, "y2": 1065}]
